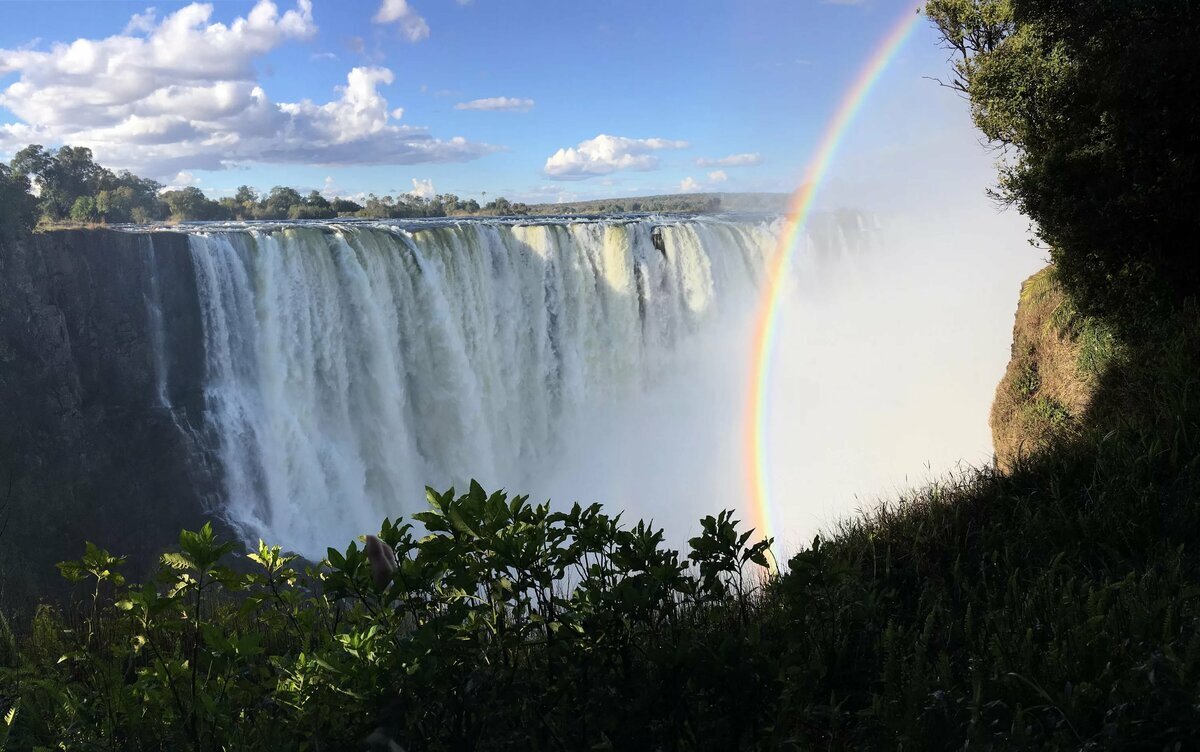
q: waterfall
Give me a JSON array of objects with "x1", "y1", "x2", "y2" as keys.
[{"x1": 184, "y1": 217, "x2": 782, "y2": 555}]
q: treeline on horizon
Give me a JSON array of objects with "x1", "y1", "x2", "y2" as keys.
[{"x1": 0, "y1": 144, "x2": 728, "y2": 230}]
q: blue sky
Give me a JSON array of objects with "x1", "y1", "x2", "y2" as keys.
[{"x1": 0, "y1": 1, "x2": 974, "y2": 204}]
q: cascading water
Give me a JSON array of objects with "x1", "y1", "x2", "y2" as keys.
[{"x1": 184, "y1": 217, "x2": 783, "y2": 556}]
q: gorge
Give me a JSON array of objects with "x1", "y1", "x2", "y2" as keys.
[{"x1": 1, "y1": 215, "x2": 831, "y2": 601}]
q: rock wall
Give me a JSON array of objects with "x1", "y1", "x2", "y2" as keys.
[{"x1": 0, "y1": 230, "x2": 216, "y2": 612}]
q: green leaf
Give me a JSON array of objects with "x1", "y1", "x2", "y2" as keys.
[{"x1": 160, "y1": 552, "x2": 194, "y2": 571}]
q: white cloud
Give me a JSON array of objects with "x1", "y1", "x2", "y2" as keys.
[
  {"x1": 373, "y1": 0, "x2": 430, "y2": 43},
  {"x1": 678, "y1": 176, "x2": 701, "y2": 193},
  {"x1": 165, "y1": 170, "x2": 199, "y2": 189},
  {"x1": 707, "y1": 170, "x2": 728, "y2": 183},
  {"x1": 123, "y1": 8, "x2": 158, "y2": 35},
  {"x1": 454, "y1": 96, "x2": 535, "y2": 112},
  {"x1": 0, "y1": 2, "x2": 495, "y2": 178},
  {"x1": 695, "y1": 152, "x2": 762, "y2": 167},
  {"x1": 543, "y1": 134, "x2": 689, "y2": 180},
  {"x1": 408, "y1": 177, "x2": 435, "y2": 198}
]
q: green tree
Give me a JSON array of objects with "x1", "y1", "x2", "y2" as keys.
[
  {"x1": 69, "y1": 196, "x2": 98, "y2": 224},
  {"x1": 231, "y1": 185, "x2": 259, "y2": 219},
  {"x1": 107, "y1": 171, "x2": 166, "y2": 222},
  {"x1": 263, "y1": 186, "x2": 303, "y2": 218},
  {"x1": 0, "y1": 162, "x2": 37, "y2": 240},
  {"x1": 234, "y1": 185, "x2": 259, "y2": 206},
  {"x1": 331, "y1": 197, "x2": 363, "y2": 214},
  {"x1": 925, "y1": 0, "x2": 1013, "y2": 94},
  {"x1": 925, "y1": 0, "x2": 1200, "y2": 326},
  {"x1": 94, "y1": 188, "x2": 134, "y2": 223},
  {"x1": 12, "y1": 145, "x2": 108, "y2": 221},
  {"x1": 162, "y1": 187, "x2": 226, "y2": 221},
  {"x1": 485, "y1": 196, "x2": 514, "y2": 215}
]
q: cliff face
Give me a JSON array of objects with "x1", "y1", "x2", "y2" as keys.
[
  {"x1": 0, "y1": 230, "x2": 216, "y2": 611},
  {"x1": 991, "y1": 266, "x2": 1117, "y2": 471}
]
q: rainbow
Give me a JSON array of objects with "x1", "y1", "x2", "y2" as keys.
[{"x1": 746, "y1": 5, "x2": 923, "y2": 561}]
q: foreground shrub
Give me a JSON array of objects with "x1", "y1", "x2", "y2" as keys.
[{"x1": 0, "y1": 487, "x2": 775, "y2": 751}]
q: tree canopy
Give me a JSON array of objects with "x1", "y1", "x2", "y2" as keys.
[
  {"x1": 926, "y1": 0, "x2": 1200, "y2": 326},
  {"x1": 1, "y1": 143, "x2": 730, "y2": 230},
  {"x1": 0, "y1": 163, "x2": 37, "y2": 241}
]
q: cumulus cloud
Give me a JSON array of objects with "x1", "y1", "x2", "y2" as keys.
[
  {"x1": 543, "y1": 134, "x2": 689, "y2": 180},
  {"x1": 454, "y1": 96, "x2": 535, "y2": 112},
  {"x1": 695, "y1": 152, "x2": 762, "y2": 167},
  {"x1": 165, "y1": 170, "x2": 200, "y2": 189},
  {"x1": 707, "y1": 170, "x2": 728, "y2": 183},
  {"x1": 408, "y1": 177, "x2": 435, "y2": 198},
  {"x1": 373, "y1": 0, "x2": 430, "y2": 43},
  {"x1": 678, "y1": 176, "x2": 702, "y2": 193},
  {"x1": 0, "y1": 2, "x2": 494, "y2": 178},
  {"x1": 123, "y1": 8, "x2": 158, "y2": 35}
]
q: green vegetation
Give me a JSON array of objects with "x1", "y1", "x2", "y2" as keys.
[
  {"x1": 12, "y1": 145, "x2": 167, "y2": 226},
  {"x1": 926, "y1": 0, "x2": 1200, "y2": 328},
  {"x1": 0, "y1": 491, "x2": 776, "y2": 750},
  {"x1": 0, "y1": 163, "x2": 37, "y2": 242},
  {"x1": 2, "y1": 144, "x2": 742, "y2": 228},
  {"x1": 1, "y1": 143, "x2": 778, "y2": 228},
  {"x1": 1, "y1": 144, "x2": 534, "y2": 225},
  {"x1": 531, "y1": 193, "x2": 723, "y2": 215},
  {"x1": 524, "y1": 192, "x2": 791, "y2": 216}
]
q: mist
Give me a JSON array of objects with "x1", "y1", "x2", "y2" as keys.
[{"x1": 525, "y1": 95, "x2": 1044, "y2": 550}]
